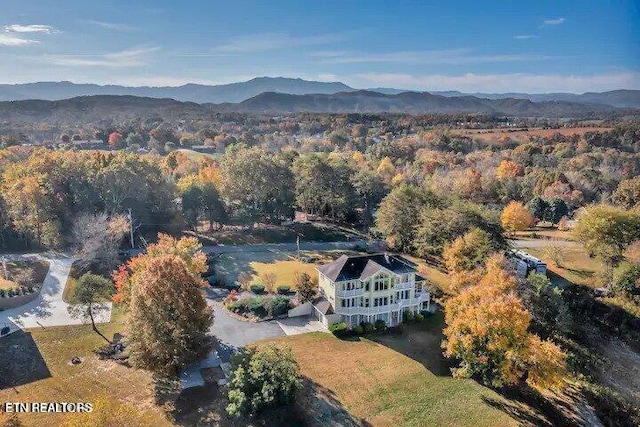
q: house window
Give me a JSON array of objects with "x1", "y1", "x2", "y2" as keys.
[
  {"x1": 364, "y1": 298, "x2": 369, "y2": 307},
  {"x1": 340, "y1": 299, "x2": 345, "y2": 308},
  {"x1": 404, "y1": 290, "x2": 409, "y2": 299},
  {"x1": 384, "y1": 297, "x2": 388, "y2": 305}
]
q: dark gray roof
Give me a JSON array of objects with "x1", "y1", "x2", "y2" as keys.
[
  {"x1": 313, "y1": 298, "x2": 333, "y2": 315},
  {"x1": 317, "y1": 253, "x2": 417, "y2": 282}
]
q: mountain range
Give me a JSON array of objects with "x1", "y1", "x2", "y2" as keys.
[
  {"x1": 0, "y1": 91, "x2": 635, "y2": 123},
  {"x1": 1, "y1": 77, "x2": 639, "y2": 109}
]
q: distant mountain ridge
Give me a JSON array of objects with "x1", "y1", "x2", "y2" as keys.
[
  {"x1": 0, "y1": 77, "x2": 354, "y2": 104},
  {"x1": 0, "y1": 92, "x2": 633, "y2": 123},
  {"x1": 0, "y1": 77, "x2": 638, "y2": 108},
  {"x1": 221, "y1": 90, "x2": 626, "y2": 117}
]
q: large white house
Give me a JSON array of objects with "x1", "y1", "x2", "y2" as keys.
[{"x1": 314, "y1": 253, "x2": 430, "y2": 328}]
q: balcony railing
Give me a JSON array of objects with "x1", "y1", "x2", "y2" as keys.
[
  {"x1": 393, "y1": 281, "x2": 414, "y2": 291},
  {"x1": 336, "y1": 287, "x2": 365, "y2": 298}
]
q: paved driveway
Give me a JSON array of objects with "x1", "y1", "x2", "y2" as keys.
[
  {"x1": 0, "y1": 254, "x2": 112, "y2": 335},
  {"x1": 276, "y1": 316, "x2": 327, "y2": 335},
  {"x1": 509, "y1": 238, "x2": 579, "y2": 249},
  {"x1": 208, "y1": 302, "x2": 285, "y2": 362}
]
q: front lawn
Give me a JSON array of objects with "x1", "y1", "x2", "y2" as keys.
[
  {"x1": 265, "y1": 314, "x2": 521, "y2": 427},
  {"x1": 0, "y1": 308, "x2": 170, "y2": 427}
]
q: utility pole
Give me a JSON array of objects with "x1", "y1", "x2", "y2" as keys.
[{"x1": 127, "y1": 208, "x2": 135, "y2": 249}]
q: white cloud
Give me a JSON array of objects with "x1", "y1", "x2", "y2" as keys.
[
  {"x1": 350, "y1": 72, "x2": 640, "y2": 93},
  {"x1": 44, "y1": 46, "x2": 160, "y2": 68},
  {"x1": 4, "y1": 24, "x2": 58, "y2": 34},
  {"x1": 213, "y1": 32, "x2": 348, "y2": 53},
  {"x1": 542, "y1": 17, "x2": 566, "y2": 26},
  {"x1": 515, "y1": 35, "x2": 536, "y2": 40},
  {"x1": 0, "y1": 34, "x2": 39, "y2": 46},
  {"x1": 86, "y1": 20, "x2": 138, "y2": 32},
  {"x1": 315, "y1": 49, "x2": 551, "y2": 65}
]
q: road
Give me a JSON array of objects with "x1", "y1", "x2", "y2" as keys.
[
  {"x1": 127, "y1": 239, "x2": 374, "y2": 256},
  {"x1": 509, "y1": 238, "x2": 579, "y2": 249},
  {"x1": 0, "y1": 254, "x2": 112, "y2": 336}
]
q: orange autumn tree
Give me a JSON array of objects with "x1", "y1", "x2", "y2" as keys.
[
  {"x1": 112, "y1": 234, "x2": 207, "y2": 305},
  {"x1": 443, "y1": 255, "x2": 566, "y2": 389},
  {"x1": 496, "y1": 160, "x2": 524, "y2": 179},
  {"x1": 127, "y1": 254, "x2": 213, "y2": 375},
  {"x1": 501, "y1": 201, "x2": 534, "y2": 234}
]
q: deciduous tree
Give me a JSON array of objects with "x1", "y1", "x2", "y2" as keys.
[{"x1": 501, "y1": 201, "x2": 533, "y2": 234}]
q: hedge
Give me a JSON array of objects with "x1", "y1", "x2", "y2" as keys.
[
  {"x1": 329, "y1": 322, "x2": 348, "y2": 337},
  {"x1": 277, "y1": 285, "x2": 291, "y2": 295},
  {"x1": 250, "y1": 284, "x2": 266, "y2": 294},
  {"x1": 227, "y1": 295, "x2": 290, "y2": 319}
]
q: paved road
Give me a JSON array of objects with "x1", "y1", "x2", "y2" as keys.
[
  {"x1": 0, "y1": 254, "x2": 112, "y2": 336},
  {"x1": 509, "y1": 238, "x2": 579, "y2": 249},
  {"x1": 208, "y1": 301, "x2": 285, "y2": 362},
  {"x1": 127, "y1": 239, "x2": 375, "y2": 257}
]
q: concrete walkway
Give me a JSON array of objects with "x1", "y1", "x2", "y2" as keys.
[{"x1": 0, "y1": 254, "x2": 112, "y2": 335}]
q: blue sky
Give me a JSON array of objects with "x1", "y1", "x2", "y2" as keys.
[{"x1": 1, "y1": 0, "x2": 639, "y2": 92}]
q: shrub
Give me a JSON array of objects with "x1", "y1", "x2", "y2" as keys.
[
  {"x1": 415, "y1": 313, "x2": 425, "y2": 322},
  {"x1": 226, "y1": 344, "x2": 301, "y2": 417},
  {"x1": 247, "y1": 297, "x2": 267, "y2": 317},
  {"x1": 354, "y1": 325, "x2": 364, "y2": 335},
  {"x1": 277, "y1": 285, "x2": 291, "y2": 295},
  {"x1": 0, "y1": 326, "x2": 9, "y2": 335},
  {"x1": 250, "y1": 284, "x2": 265, "y2": 294},
  {"x1": 0, "y1": 289, "x2": 5, "y2": 298},
  {"x1": 228, "y1": 298, "x2": 249, "y2": 313},
  {"x1": 329, "y1": 322, "x2": 348, "y2": 337},
  {"x1": 374, "y1": 319, "x2": 387, "y2": 332},
  {"x1": 420, "y1": 310, "x2": 432, "y2": 318},
  {"x1": 403, "y1": 310, "x2": 414, "y2": 323},
  {"x1": 361, "y1": 322, "x2": 375, "y2": 334},
  {"x1": 269, "y1": 296, "x2": 290, "y2": 317}
]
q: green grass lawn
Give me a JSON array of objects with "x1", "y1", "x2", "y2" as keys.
[
  {"x1": 265, "y1": 315, "x2": 523, "y2": 427},
  {"x1": 61, "y1": 261, "x2": 84, "y2": 303},
  {"x1": 0, "y1": 308, "x2": 170, "y2": 427}
]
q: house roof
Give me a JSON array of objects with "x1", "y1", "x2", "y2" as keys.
[
  {"x1": 313, "y1": 298, "x2": 333, "y2": 315},
  {"x1": 317, "y1": 253, "x2": 417, "y2": 282}
]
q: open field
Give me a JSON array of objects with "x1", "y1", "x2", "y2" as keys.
[
  {"x1": 0, "y1": 309, "x2": 171, "y2": 427},
  {"x1": 214, "y1": 249, "x2": 357, "y2": 288},
  {"x1": 450, "y1": 126, "x2": 611, "y2": 143},
  {"x1": 264, "y1": 314, "x2": 588, "y2": 427}
]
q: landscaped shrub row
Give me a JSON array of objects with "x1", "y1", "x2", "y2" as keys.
[
  {"x1": 330, "y1": 312, "x2": 430, "y2": 338},
  {"x1": 277, "y1": 285, "x2": 291, "y2": 295},
  {"x1": 0, "y1": 286, "x2": 35, "y2": 298},
  {"x1": 227, "y1": 295, "x2": 290, "y2": 318}
]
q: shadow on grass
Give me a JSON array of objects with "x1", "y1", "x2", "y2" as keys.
[
  {"x1": 172, "y1": 377, "x2": 362, "y2": 427},
  {"x1": 297, "y1": 377, "x2": 372, "y2": 427},
  {"x1": 368, "y1": 312, "x2": 455, "y2": 377},
  {"x1": 0, "y1": 330, "x2": 51, "y2": 389},
  {"x1": 482, "y1": 384, "x2": 588, "y2": 427}
]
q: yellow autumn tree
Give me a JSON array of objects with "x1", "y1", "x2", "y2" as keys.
[
  {"x1": 501, "y1": 201, "x2": 534, "y2": 234},
  {"x1": 376, "y1": 156, "x2": 396, "y2": 183},
  {"x1": 496, "y1": 160, "x2": 524, "y2": 179},
  {"x1": 443, "y1": 254, "x2": 566, "y2": 389}
]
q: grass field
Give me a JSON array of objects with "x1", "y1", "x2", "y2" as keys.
[
  {"x1": 0, "y1": 309, "x2": 171, "y2": 427},
  {"x1": 265, "y1": 315, "x2": 528, "y2": 426}
]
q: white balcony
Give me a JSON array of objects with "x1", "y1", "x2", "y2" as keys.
[
  {"x1": 393, "y1": 281, "x2": 414, "y2": 291},
  {"x1": 336, "y1": 287, "x2": 365, "y2": 298}
]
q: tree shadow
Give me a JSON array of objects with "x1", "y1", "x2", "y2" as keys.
[
  {"x1": 368, "y1": 313, "x2": 454, "y2": 377},
  {"x1": 482, "y1": 384, "x2": 590, "y2": 427},
  {"x1": 0, "y1": 330, "x2": 51, "y2": 389},
  {"x1": 297, "y1": 377, "x2": 372, "y2": 427}
]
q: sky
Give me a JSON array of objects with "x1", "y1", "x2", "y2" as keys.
[{"x1": 1, "y1": 0, "x2": 639, "y2": 93}]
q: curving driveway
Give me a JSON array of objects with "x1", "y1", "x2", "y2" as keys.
[{"x1": 0, "y1": 254, "x2": 112, "y2": 336}]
